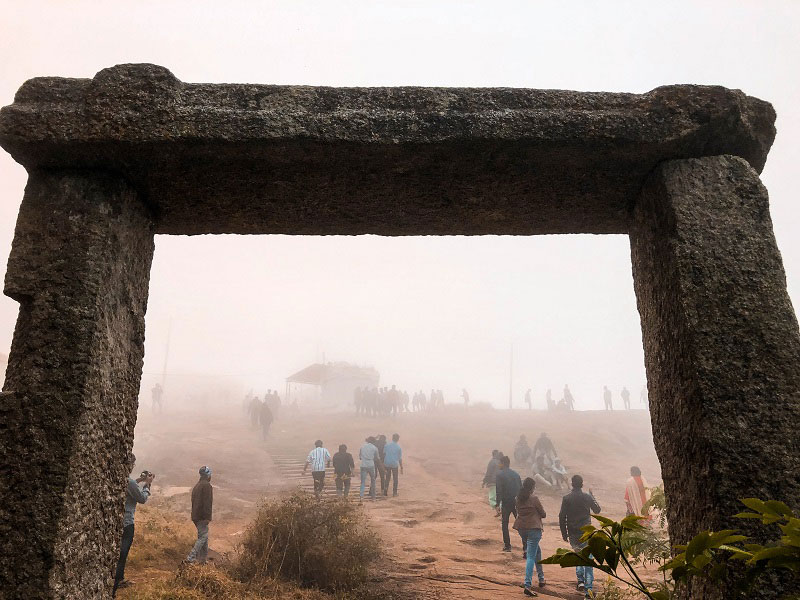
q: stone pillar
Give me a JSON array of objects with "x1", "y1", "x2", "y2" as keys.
[
  {"x1": 630, "y1": 155, "x2": 800, "y2": 598},
  {"x1": 0, "y1": 171, "x2": 154, "y2": 599}
]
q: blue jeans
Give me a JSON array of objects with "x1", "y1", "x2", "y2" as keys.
[
  {"x1": 519, "y1": 528, "x2": 544, "y2": 586},
  {"x1": 187, "y1": 520, "x2": 209, "y2": 563},
  {"x1": 572, "y1": 541, "x2": 594, "y2": 591},
  {"x1": 360, "y1": 466, "x2": 376, "y2": 499}
]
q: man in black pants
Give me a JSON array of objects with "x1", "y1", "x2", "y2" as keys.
[
  {"x1": 495, "y1": 454, "x2": 522, "y2": 552},
  {"x1": 113, "y1": 453, "x2": 153, "y2": 596}
]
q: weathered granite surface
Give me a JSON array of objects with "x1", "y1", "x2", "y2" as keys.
[
  {"x1": 0, "y1": 172, "x2": 154, "y2": 599},
  {"x1": 0, "y1": 63, "x2": 775, "y2": 235},
  {"x1": 630, "y1": 155, "x2": 800, "y2": 599}
]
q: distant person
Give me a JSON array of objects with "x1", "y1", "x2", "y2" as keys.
[
  {"x1": 559, "y1": 475, "x2": 601, "y2": 598},
  {"x1": 248, "y1": 397, "x2": 261, "y2": 428},
  {"x1": 374, "y1": 434, "x2": 388, "y2": 495},
  {"x1": 624, "y1": 466, "x2": 651, "y2": 517},
  {"x1": 151, "y1": 383, "x2": 164, "y2": 414},
  {"x1": 383, "y1": 433, "x2": 404, "y2": 496},
  {"x1": 354, "y1": 387, "x2": 363, "y2": 414},
  {"x1": 546, "y1": 389, "x2": 555, "y2": 411},
  {"x1": 621, "y1": 386, "x2": 631, "y2": 410},
  {"x1": 359, "y1": 436, "x2": 380, "y2": 501},
  {"x1": 563, "y1": 385, "x2": 575, "y2": 411},
  {"x1": 258, "y1": 400, "x2": 273, "y2": 440},
  {"x1": 268, "y1": 390, "x2": 281, "y2": 420},
  {"x1": 513, "y1": 477, "x2": 547, "y2": 593},
  {"x1": 532, "y1": 455, "x2": 554, "y2": 487},
  {"x1": 113, "y1": 453, "x2": 153, "y2": 596},
  {"x1": 495, "y1": 455, "x2": 522, "y2": 552},
  {"x1": 303, "y1": 440, "x2": 332, "y2": 498},
  {"x1": 551, "y1": 458, "x2": 569, "y2": 489},
  {"x1": 187, "y1": 466, "x2": 213, "y2": 564},
  {"x1": 603, "y1": 386, "x2": 613, "y2": 411},
  {"x1": 333, "y1": 444, "x2": 355, "y2": 498},
  {"x1": 482, "y1": 450, "x2": 502, "y2": 513},
  {"x1": 461, "y1": 388, "x2": 470, "y2": 407},
  {"x1": 514, "y1": 434, "x2": 532, "y2": 465},
  {"x1": 525, "y1": 388, "x2": 532, "y2": 410},
  {"x1": 532, "y1": 432, "x2": 557, "y2": 463},
  {"x1": 640, "y1": 386, "x2": 649, "y2": 409}
]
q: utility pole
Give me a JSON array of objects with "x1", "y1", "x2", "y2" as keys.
[{"x1": 508, "y1": 343, "x2": 513, "y2": 410}]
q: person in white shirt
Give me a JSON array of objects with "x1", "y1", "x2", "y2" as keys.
[
  {"x1": 303, "y1": 440, "x2": 331, "y2": 498},
  {"x1": 359, "y1": 436, "x2": 380, "y2": 501}
]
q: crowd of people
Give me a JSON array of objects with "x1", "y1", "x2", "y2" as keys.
[
  {"x1": 482, "y1": 437, "x2": 653, "y2": 598},
  {"x1": 353, "y1": 386, "x2": 449, "y2": 415},
  {"x1": 302, "y1": 432, "x2": 404, "y2": 500}
]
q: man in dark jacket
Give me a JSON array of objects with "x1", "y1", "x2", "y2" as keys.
[
  {"x1": 187, "y1": 466, "x2": 213, "y2": 563},
  {"x1": 559, "y1": 474, "x2": 601, "y2": 597},
  {"x1": 495, "y1": 455, "x2": 522, "y2": 552}
]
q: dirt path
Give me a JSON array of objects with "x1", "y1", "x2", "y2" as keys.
[{"x1": 129, "y1": 403, "x2": 662, "y2": 598}]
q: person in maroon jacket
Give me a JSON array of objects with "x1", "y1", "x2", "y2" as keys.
[
  {"x1": 187, "y1": 466, "x2": 213, "y2": 563},
  {"x1": 513, "y1": 477, "x2": 547, "y2": 595}
]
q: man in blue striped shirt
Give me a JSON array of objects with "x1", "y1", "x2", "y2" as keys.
[{"x1": 303, "y1": 440, "x2": 331, "y2": 498}]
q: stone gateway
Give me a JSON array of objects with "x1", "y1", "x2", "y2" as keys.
[{"x1": 0, "y1": 64, "x2": 797, "y2": 599}]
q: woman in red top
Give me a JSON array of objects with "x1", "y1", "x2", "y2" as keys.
[{"x1": 513, "y1": 477, "x2": 547, "y2": 595}]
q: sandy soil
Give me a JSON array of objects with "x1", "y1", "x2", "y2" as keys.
[{"x1": 126, "y1": 401, "x2": 662, "y2": 598}]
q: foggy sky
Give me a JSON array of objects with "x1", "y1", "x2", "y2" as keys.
[{"x1": 1, "y1": 1, "x2": 798, "y2": 408}]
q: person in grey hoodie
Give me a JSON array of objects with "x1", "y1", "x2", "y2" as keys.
[{"x1": 113, "y1": 453, "x2": 153, "y2": 596}]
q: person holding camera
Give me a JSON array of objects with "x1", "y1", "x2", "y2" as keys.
[{"x1": 113, "y1": 453, "x2": 154, "y2": 596}]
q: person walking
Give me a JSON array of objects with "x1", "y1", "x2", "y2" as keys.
[
  {"x1": 482, "y1": 450, "x2": 502, "y2": 513},
  {"x1": 333, "y1": 444, "x2": 355, "y2": 498},
  {"x1": 603, "y1": 386, "x2": 613, "y2": 411},
  {"x1": 187, "y1": 466, "x2": 213, "y2": 564},
  {"x1": 624, "y1": 466, "x2": 651, "y2": 517},
  {"x1": 621, "y1": 386, "x2": 631, "y2": 410},
  {"x1": 514, "y1": 477, "x2": 547, "y2": 594},
  {"x1": 495, "y1": 455, "x2": 522, "y2": 552},
  {"x1": 559, "y1": 474, "x2": 601, "y2": 598},
  {"x1": 374, "y1": 434, "x2": 388, "y2": 495},
  {"x1": 303, "y1": 440, "x2": 331, "y2": 499},
  {"x1": 382, "y1": 433, "x2": 403, "y2": 497},
  {"x1": 359, "y1": 436, "x2": 379, "y2": 501},
  {"x1": 113, "y1": 453, "x2": 153, "y2": 596}
]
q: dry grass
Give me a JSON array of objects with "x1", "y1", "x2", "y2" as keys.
[
  {"x1": 235, "y1": 492, "x2": 381, "y2": 591},
  {"x1": 125, "y1": 504, "x2": 198, "y2": 571},
  {"x1": 121, "y1": 493, "x2": 402, "y2": 600}
]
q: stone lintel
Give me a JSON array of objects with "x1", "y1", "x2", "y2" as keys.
[{"x1": 0, "y1": 64, "x2": 776, "y2": 235}]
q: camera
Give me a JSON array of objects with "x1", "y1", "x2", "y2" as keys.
[{"x1": 140, "y1": 470, "x2": 154, "y2": 479}]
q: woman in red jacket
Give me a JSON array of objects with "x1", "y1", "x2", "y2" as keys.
[{"x1": 513, "y1": 477, "x2": 547, "y2": 595}]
